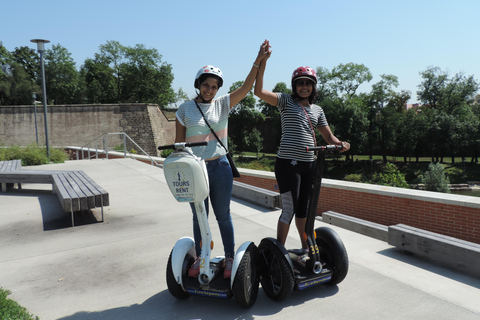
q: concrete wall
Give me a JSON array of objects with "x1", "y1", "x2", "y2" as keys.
[
  {"x1": 0, "y1": 104, "x2": 175, "y2": 156},
  {"x1": 235, "y1": 168, "x2": 480, "y2": 245}
]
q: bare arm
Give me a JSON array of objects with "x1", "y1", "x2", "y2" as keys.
[
  {"x1": 175, "y1": 118, "x2": 186, "y2": 143},
  {"x1": 318, "y1": 126, "x2": 350, "y2": 152},
  {"x1": 229, "y1": 40, "x2": 271, "y2": 108},
  {"x1": 254, "y1": 46, "x2": 278, "y2": 107}
]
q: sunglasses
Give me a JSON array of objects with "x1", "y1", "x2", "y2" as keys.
[{"x1": 296, "y1": 80, "x2": 314, "y2": 87}]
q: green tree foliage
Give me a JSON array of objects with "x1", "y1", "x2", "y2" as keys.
[
  {"x1": 44, "y1": 44, "x2": 82, "y2": 104},
  {"x1": 229, "y1": 81, "x2": 265, "y2": 152},
  {"x1": 81, "y1": 41, "x2": 175, "y2": 107}
]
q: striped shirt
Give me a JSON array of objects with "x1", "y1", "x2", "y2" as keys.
[
  {"x1": 176, "y1": 94, "x2": 230, "y2": 160},
  {"x1": 276, "y1": 93, "x2": 328, "y2": 162}
]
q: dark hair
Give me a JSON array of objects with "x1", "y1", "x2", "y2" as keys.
[
  {"x1": 291, "y1": 79, "x2": 317, "y2": 104},
  {"x1": 196, "y1": 74, "x2": 223, "y2": 89}
]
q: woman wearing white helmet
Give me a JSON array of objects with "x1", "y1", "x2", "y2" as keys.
[
  {"x1": 254, "y1": 40, "x2": 350, "y2": 264},
  {"x1": 175, "y1": 40, "x2": 271, "y2": 279}
]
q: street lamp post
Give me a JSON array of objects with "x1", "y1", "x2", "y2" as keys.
[
  {"x1": 32, "y1": 92, "x2": 38, "y2": 144},
  {"x1": 30, "y1": 39, "x2": 50, "y2": 158}
]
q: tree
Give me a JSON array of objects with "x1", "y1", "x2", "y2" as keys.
[
  {"x1": 417, "y1": 66, "x2": 479, "y2": 112},
  {"x1": 247, "y1": 128, "x2": 263, "y2": 158},
  {"x1": 44, "y1": 44, "x2": 81, "y2": 104},
  {"x1": 81, "y1": 41, "x2": 175, "y2": 107},
  {"x1": 229, "y1": 81, "x2": 265, "y2": 152},
  {"x1": 329, "y1": 63, "x2": 373, "y2": 99},
  {"x1": 121, "y1": 44, "x2": 175, "y2": 107}
]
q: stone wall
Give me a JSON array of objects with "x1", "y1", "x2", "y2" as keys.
[{"x1": 0, "y1": 104, "x2": 175, "y2": 156}]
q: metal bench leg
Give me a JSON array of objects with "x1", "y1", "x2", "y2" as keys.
[
  {"x1": 101, "y1": 196, "x2": 104, "y2": 222},
  {"x1": 71, "y1": 209, "x2": 75, "y2": 227}
]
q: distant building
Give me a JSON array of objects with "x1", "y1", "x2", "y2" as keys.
[{"x1": 405, "y1": 103, "x2": 421, "y2": 111}]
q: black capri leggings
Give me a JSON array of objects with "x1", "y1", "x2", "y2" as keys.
[{"x1": 274, "y1": 157, "x2": 315, "y2": 224}]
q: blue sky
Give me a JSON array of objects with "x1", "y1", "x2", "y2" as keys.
[{"x1": 2, "y1": 0, "x2": 479, "y2": 104}]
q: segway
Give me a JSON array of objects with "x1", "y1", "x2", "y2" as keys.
[
  {"x1": 159, "y1": 142, "x2": 259, "y2": 308},
  {"x1": 258, "y1": 145, "x2": 349, "y2": 301}
]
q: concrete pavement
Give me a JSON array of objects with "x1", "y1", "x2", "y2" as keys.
[{"x1": 1, "y1": 158, "x2": 479, "y2": 320}]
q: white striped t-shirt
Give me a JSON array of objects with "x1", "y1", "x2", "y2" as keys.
[
  {"x1": 176, "y1": 94, "x2": 230, "y2": 160},
  {"x1": 276, "y1": 93, "x2": 328, "y2": 162}
]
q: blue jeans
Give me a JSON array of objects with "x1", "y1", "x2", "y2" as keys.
[{"x1": 190, "y1": 155, "x2": 235, "y2": 257}]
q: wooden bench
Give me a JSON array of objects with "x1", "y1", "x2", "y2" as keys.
[
  {"x1": 388, "y1": 224, "x2": 480, "y2": 278},
  {"x1": 0, "y1": 160, "x2": 109, "y2": 227},
  {"x1": 52, "y1": 171, "x2": 108, "y2": 226},
  {"x1": 0, "y1": 159, "x2": 23, "y2": 192}
]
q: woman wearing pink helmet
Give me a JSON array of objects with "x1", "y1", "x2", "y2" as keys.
[
  {"x1": 175, "y1": 40, "x2": 271, "y2": 279},
  {"x1": 254, "y1": 41, "x2": 350, "y2": 263}
]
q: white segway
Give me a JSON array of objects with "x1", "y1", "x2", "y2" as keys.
[{"x1": 158, "y1": 142, "x2": 259, "y2": 308}]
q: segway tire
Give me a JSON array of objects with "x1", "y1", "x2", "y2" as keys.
[
  {"x1": 258, "y1": 238, "x2": 294, "y2": 301},
  {"x1": 232, "y1": 243, "x2": 260, "y2": 308},
  {"x1": 315, "y1": 227, "x2": 349, "y2": 285},
  {"x1": 166, "y1": 249, "x2": 191, "y2": 299}
]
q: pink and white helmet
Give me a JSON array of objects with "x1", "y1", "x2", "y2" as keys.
[
  {"x1": 194, "y1": 65, "x2": 224, "y2": 89},
  {"x1": 291, "y1": 66, "x2": 317, "y2": 85}
]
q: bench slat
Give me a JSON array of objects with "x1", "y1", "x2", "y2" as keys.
[
  {"x1": 76, "y1": 171, "x2": 109, "y2": 207},
  {"x1": 66, "y1": 171, "x2": 96, "y2": 210},
  {"x1": 52, "y1": 174, "x2": 74, "y2": 212},
  {"x1": 56, "y1": 173, "x2": 81, "y2": 212}
]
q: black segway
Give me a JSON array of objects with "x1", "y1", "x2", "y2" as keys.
[
  {"x1": 159, "y1": 142, "x2": 260, "y2": 308},
  {"x1": 258, "y1": 145, "x2": 349, "y2": 301}
]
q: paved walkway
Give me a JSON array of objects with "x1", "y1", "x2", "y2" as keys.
[{"x1": 1, "y1": 159, "x2": 479, "y2": 320}]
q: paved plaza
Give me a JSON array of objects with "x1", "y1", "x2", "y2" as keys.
[{"x1": 1, "y1": 159, "x2": 479, "y2": 320}]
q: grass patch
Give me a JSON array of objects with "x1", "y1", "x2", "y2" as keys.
[{"x1": 0, "y1": 288, "x2": 38, "y2": 320}]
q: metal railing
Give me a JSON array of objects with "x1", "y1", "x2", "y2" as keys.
[{"x1": 77, "y1": 132, "x2": 159, "y2": 166}]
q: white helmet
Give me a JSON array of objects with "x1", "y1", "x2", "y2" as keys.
[{"x1": 194, "y1": 65, "x2": 224, "y2": 89}]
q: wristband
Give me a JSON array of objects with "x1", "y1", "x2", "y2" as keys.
[{"x1": 253, "y1": 63, "x2": 260, "y2": 68}]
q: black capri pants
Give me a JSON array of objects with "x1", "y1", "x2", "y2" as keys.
[{"x1": 274, "y1": 157, "x2": 315, "y2": 224}]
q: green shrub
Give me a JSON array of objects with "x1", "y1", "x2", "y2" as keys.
[
  {"x1": 420, "y1": 162, "x2": 450, "y2": 193},
  {"x1": 0, "y1": 288, "x2": 39, "y2": 320},
  {"x1": 161, "y1": 149, "x2": 174, "y2": 158},
  {"x1": 344, "y1": 173, "x2": 363, "y2": 183},
  {"x1": 372, "y1": 162, "x2": 409, "y2": 188},
  {"x1": 0, "y1": 144, "x2": 68, "y2": 165}
]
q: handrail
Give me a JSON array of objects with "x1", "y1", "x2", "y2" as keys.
[{"x1": 77, "y1": 132, "x2": 159, "y2": 166}]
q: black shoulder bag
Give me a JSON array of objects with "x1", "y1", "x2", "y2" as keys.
[{"x1": 194, "y1": 101, "x2": 240, "y2": 178}]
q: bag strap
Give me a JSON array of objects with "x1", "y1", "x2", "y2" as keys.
[
  {"x1": 194, "y1": 100, "x2": 229, "y2": 153},
  {"x1": 300, "y1": 104, "x2": 317, "y2": 147}
]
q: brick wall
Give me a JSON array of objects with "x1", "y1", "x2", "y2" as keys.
[{"x1": 235, "y1": 171, "x2": 480, "y2": 245}]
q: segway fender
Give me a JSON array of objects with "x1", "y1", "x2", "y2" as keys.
[
  {"x1": 172, "y1": 236, "x2": 196, "y2": 286},
  {"x1": 231, "y1": 241, "x2": 255, "y2": 287}
]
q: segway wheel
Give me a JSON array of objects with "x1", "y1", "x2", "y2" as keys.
[
  {"x1": 232, "y1": 243, "x2": 260, "y2": 308},
  {"x1": 166, "y1": 249, "x2": 191, "y2": 299},
  {"x1": 258, "y1": 238, "x2": 294, "y2": 301},
  {"x1": 315, "y1": 227, "x2": 349, "y2": 285}
]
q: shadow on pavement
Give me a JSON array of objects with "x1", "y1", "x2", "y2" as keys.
[{"x1": 57, "y1": 285, "x2": 339, "y2": 320}]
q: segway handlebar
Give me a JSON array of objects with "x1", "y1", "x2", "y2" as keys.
[
  {"x1": 158, "y1": 141, "x2": 208, "y2": 151},
  {"x1": 306, "y1": 144, "x2": 343, "y2": 152}
]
